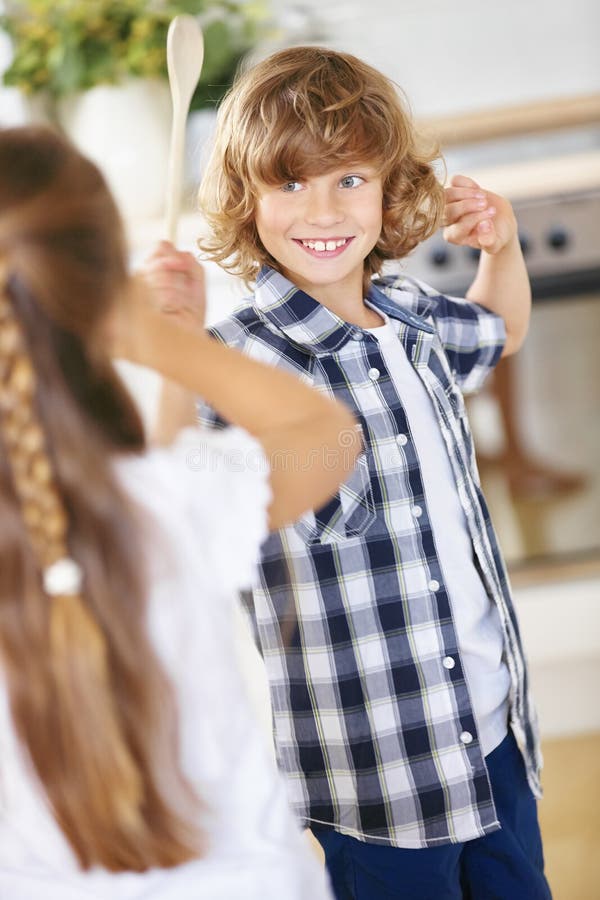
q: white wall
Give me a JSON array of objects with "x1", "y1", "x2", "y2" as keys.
[
  {"x1": 270, "y1": 0, "x2": 600, "y2": 117},
  {"x1": 3, "y1": 1, "x2": 599, "y2": 123}
]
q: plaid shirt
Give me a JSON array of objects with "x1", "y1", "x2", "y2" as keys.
[{"x1": 198, "y1": 266, "x2": 542, "y2": 849}]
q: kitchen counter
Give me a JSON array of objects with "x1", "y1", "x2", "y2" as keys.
[
  {"x1": 459, "y1": 150, "x2": 600, "y2": 201},
  {"x1": 418, "y1": 92, "x2": 600, "y2": 200}
]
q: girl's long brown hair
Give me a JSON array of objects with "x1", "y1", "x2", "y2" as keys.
[{"x1": 0, "y1": 127, "x2": 201, "y2": 871}]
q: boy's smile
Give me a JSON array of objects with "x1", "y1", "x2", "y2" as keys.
[
  {"x1": 294, "y1": 236, "x2": 353, "y2": 258},
  {"x1": 255, "y1": 166, "x2": 383, "y2": 313}
]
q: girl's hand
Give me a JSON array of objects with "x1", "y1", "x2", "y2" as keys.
[
  {"x1": 139, "y1": 240, "x2": 206, "y2": 333},
  {"x1": 442, "y1": 174, "x2": 518, "y2": 256}
]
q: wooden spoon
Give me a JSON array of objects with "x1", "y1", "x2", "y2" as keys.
[{"x1": 165, "y1": 15, "x2": 204, "y2": 243}]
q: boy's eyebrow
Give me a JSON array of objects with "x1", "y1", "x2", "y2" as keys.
[{"x1": 272, "y1": 162, "x2": 383, "y2": 180}]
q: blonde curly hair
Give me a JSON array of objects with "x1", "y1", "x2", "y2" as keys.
[{"x1": 198, "y1": 45, "x2": 445, "y2": 290}]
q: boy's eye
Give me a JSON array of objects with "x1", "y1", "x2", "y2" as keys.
[
  {"x1": 339, "y1": 175, "x2": 364, "y2": 189},
  {"x1": 281, "y1": 181, "x2": 303, "y2": 193}
]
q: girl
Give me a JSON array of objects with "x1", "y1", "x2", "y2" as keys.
[{"x1": 0, "y1": 126, "x2": 358, "y2": 898}]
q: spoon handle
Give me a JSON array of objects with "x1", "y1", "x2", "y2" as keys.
[
  {"x1": 165, "y1": 16, "x2": 204, "y2": 243},
  {"x1": 165, "y1": 101, "x2": 186, "y2": 243}
]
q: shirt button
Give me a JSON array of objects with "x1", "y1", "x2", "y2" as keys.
[
  {"x1": 396, "y1": 434, "x2": 408, "y2": 446},
  {"x1": 442, "y1": 656, "x2": 455, "y2": 669},
  {"x1": 411, "y1": 505, "x2": 422, "y2": 518},
  {"x1": 460, "y1": 731, "x2": 473, "y2": 744},
  {"x1": 368, "y1": 367, "x2": 380, "y2": 381},
  {"x1": 351, "y1": 332, "x2": 364, "y2": 341},
  {"x1": 428, "y1": 579, "x2": 440, "y2": 591}
]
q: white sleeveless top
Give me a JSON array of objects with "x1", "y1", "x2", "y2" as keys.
[{"x1": 0, "y1": 427, "x2": 331, "y2": 900}]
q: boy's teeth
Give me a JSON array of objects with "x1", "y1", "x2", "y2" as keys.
[{"x1": 302, "y1": 238, "x2": 347, "y2": 251}]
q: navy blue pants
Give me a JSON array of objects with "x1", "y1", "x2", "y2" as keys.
[{"x1": 312, "y1": 731, "x2": 552, "y2": 899}]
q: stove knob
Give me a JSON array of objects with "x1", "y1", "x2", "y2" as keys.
[
  {"x1": 430, "y1": 246, "x2": 449, "y2": 267},
  {"x1": 547, "y1": 226, "x2": 570, "y2": 250}
]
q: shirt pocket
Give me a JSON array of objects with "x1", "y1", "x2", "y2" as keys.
[{"x1": 293, "y1": 429, "x2": 376, "y2": 544}]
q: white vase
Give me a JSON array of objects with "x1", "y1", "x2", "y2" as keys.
[
  {"x1": 21, "y1": 91, "x2": 57, "y2": 126},
  {"x1": 58, "y1": 79, "x2": 171, "y2": 222}
]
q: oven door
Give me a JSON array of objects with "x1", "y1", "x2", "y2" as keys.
[{"x1": 469, "y1": 285, "x2": 600, "y2": 570}]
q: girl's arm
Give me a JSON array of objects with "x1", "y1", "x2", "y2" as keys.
[
  {"x1": 137, "y1": 242, "x2": 204, "y2": 443},
  {"x1": 114, "y1": 279, "x2": 360, "y2": 530},
  {"x1": 153, "y1": 380, "x2": 198, "y2": 444}
]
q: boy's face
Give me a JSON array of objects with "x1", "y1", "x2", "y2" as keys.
[{"x1": 254, "y1": 164, "x2": 383, "y2": 306}]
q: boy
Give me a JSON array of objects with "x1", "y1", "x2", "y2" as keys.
[{"x1": 148, "y1": 46, "x2": 551, "y2": 900}]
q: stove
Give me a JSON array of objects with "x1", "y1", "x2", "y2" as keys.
[
  {"x1": 405, "y1": 187, "x2": 600, "y2": 301},
  {"x1": 394, "y1": 124, "x2": 600, "y2": 301}
]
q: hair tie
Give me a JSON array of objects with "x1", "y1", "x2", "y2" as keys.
[{"x1": 43, "y1": 557, "x2": 83, "y2": 597}]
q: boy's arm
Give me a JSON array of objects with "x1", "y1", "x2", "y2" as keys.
[{"x1": 443, "y1": 174, "x2": 531, "y2": 357}]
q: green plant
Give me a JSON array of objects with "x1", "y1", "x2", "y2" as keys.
[{"x1": 0, "y1": 0, "x2": 270, "y2": 109}]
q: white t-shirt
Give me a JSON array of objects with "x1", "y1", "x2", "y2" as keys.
[
  {"x1": 0, "y1": 427, "x2": 331, "y2": 900},
  {"x1": 366, "y1": 316, "x2": 510, "y2": 756}
]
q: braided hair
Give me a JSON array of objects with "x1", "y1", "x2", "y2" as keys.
[{"x1": 0, "y1": 128, "x2": 202, "y2": 871}]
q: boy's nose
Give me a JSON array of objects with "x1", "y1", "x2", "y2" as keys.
[{"x1": 304, "y1": 188, "x2": 344, "y2": 227}]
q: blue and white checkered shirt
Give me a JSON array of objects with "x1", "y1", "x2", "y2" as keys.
[{"x1": 198, "y1": 266, "x2": 542, "y2": 849}]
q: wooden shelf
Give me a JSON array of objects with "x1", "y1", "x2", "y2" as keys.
[{"x1": 418, "y1": 93, "x2": 600, "y2": 146}]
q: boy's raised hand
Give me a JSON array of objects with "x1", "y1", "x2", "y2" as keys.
[
  {"x1": 139, "y1": 240, "x2": 206, "y2": 333},
  {"x1": 442, "y1": 174, "x2": 518, "y2": 256}
]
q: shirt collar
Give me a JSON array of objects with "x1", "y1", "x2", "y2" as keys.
[{"x1": 253, "y1": 266, "x2": 434, "y2": 355}]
